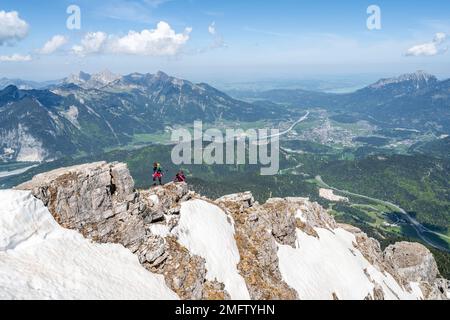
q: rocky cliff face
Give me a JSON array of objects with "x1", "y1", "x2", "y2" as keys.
[{"x1": 16, "y1": 162, "x2": 450, "y2": 300}]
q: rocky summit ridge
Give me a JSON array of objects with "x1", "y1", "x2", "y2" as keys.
[{"x1": 14, "y1": 161, "x2": 450, "y2": 300}]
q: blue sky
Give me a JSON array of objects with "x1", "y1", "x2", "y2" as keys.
[{"x1": 1, "y1": 0, "x2": 450, "y2": 82}]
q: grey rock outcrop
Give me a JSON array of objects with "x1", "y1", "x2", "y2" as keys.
[
  {"x1": 216, "y1": 193, "x2": 299, "y2": 300},
  {"x1": 384, "y1": 242, "x2": 440, "y2": 283},
  {"x1": 16, "y1": 161, "x2": 449, "y2": 300},
  {"x1": 16, "y1": 161, "x2": 229, "y2": 300},
  {"x1": 17, "y1": 162, "x2": 146, "y2": 251},
  {"x1": 216, "y1": 192, "x2": 449, "y2": 300},
  {"x1": 384, "y1": 242, "x2": 449, "y2": 299}
]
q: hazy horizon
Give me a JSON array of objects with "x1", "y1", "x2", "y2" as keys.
[{"x1": 3, "y1": 68, "x2": 450, "y2": 87}]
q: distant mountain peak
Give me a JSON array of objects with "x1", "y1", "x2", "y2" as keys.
[
  {"x1": 91, "y1": 69, "x2": 121, "y2": 83},
  {"x1": 3, "y1": 84, "x2": 19, "y2": 92},
  {"x1": 0, "y1": 78, "x2": 48, "y2": 90},
  {"x1": 65, "y1": 71, "x2": 91, "y2": 84},
  {"x1": 78, "y1": 71, "x2": 91, "y2": 80},
  {"x1": 370, "y1": 71, "x2": 437, "y2": 90},
  {"x1": 397, "y1": 70, "x2": 437, "y2": 82},
  {"x1": 65, "y1": 70, "x2": 121, "y2": 89},
  {"x1": 0, "y1": 85, "x2": 24, "y2": 109},
  {"x1": 0, "y1": 85, "x2": 20, "y2": 99},
  {"x1": 155, "y1": 70, "x2": 169, "y2": 78}
]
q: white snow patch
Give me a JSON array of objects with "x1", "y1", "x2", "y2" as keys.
[
  {"x1": 277, "y1": 227, "x2": 422, "y2": 300},
  {"x1": 174, "y1": 199, "x2": 250, "y2": 300},
  {"x1": 409, "y1": 282, "x2": 424, "y2": 300},
  {"x1": 149, "y1": 195, "x2": 160, "y2": 205},
  {"x1": 148, "y1": 223, "x2": 170, "y2": 238},
  {"x1": 295, "y1": 209, "x2": 307, "y2": 223},
  {"x1": 0, "y1": 190, "x2": 178, "y2": 300}
]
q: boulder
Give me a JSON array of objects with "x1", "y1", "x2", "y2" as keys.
[
  {"x1": 16, "y1": 162, "x2": 146, "y2": 251},
  {"x1": 384, "y1": 242, "x2": 440, "y2": 283}
]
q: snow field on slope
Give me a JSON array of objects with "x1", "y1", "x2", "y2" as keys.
[
  {"x1": 277, "y1": 227, "x2": 422, "y2": 300},
  {"x1": 175, "y1": 199, "x2": 250, "y2": 300},
  {"x1": 0, "y1": 190, "x2": 178, "y2": 300}
]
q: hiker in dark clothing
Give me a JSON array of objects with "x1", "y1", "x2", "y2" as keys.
[
  {"x1": 174, "y1": 170, "x2": 186, "y2": 183},
  {"x1": 152, "y1": 162, "x2": 163, "y2": 186}
]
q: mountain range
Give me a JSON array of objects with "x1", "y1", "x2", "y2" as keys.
[
  {"x1": 0, "y1": 70, "x2": 449, "y2": 162},
  {"x1": 0, "y1": 71, "x2": 281, "y2": 162},
  {"x1": 233, "y1": 71, "x2": 450, "y2": 133},
  {"x1": 0, "y1": 78, "x2": 58, "y2": 90}
]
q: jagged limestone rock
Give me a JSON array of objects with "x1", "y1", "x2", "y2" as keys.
[
  {"x1": 16, "y1": 162, "x2": 227, "y2": 300},
  {"x1": 339, "y1": 223, "x2": 408, "y2": 289},
  {"x1": 384, "y1": 242, "x2": 439, "y2": 283},
  {"x1": 110, "y1": 162, "x2": 135, "y2": 202},
  {"x1": 138, "y1": 235, "x2": 168, "y2": 266},
  {"x1": 202, "y1": 281, "x2": 232, "y2": 300},
  {"x1": 145, "y1": 237, "x2": 207, "y2": 300},
  {"x1": 16, "y1": 162, "x2": 449, "y2": 300},
  {"x1": 372, "y1": 284, "x2": 385, "y2": 300},
  {"x1": 17, "y1": 162, "x2": 146, "y2": 252},
  {"x1": 217, "y1": 192, "x2": 255, "y2": 208},
  {"x1": 261, "y1": 199, "x2": 298, "y2": 248},
  {"x1": 216, "y1": 193, "x2": 299, "y2": 300},
  {"x1": 384, "y1": 242, "x2": 448, "y2": 299}
]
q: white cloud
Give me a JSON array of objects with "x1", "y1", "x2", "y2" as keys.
[
  {"x1": 110, "y1": 22, "x2": 191, "y2": 55},
  {"x1": 0, "y1": 10, "x2": 29, "y2": 45},
  {"x1": 0, "y1": 54, "x2": 32, "y2": 62},
  {"x1": 434, "y1": 32, "x2": 446, "y2": 44},
  {"x1": 72, "y1": 32, "x2": 108, "y2": 56},
  {"x1": 188, "y1": 21, "x2": 225, "y2": 54},
  {"x1": 208, "y1": 22, "x2": 216, "y2": 35},
  {"x1": 208, "y1": 22, "x2": 226, "y2": 50},
  {"x1": 73, "y1": 22, "x2": 191, "y2": 57},
  {"x1": 406, "y1": 43, "x2": 439, "y2": 56},
  {"x1": 405, "y1": 32, "x2": 447, "y2": 56},
  {"x1": 38, "y1": 35, "x2": 68, "y2": 54}
]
